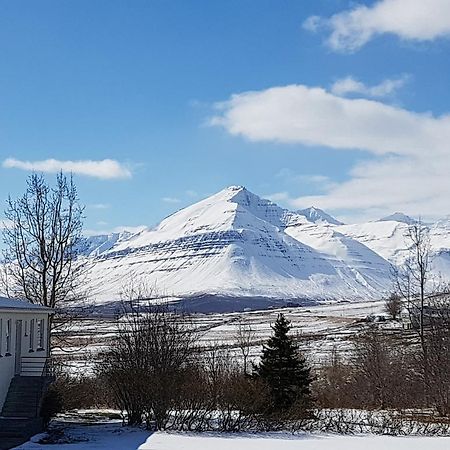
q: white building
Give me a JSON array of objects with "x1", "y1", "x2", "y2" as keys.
[{"x1": 0, "y1": 296, "x2": 53, "y2": 411}]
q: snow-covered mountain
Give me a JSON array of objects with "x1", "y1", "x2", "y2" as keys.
[
  {"x1": 336, "y1": 216, "x2": 450, "y2": 271},
  {"x1": 297, "y1": 207, "x2": 343, "y2": 226},
  {"x1": 78, "y1": 186, "x2": 392, "y2": 309},
  {"x1": 336, "y1": 220, "x2": 410, "y2": 267},
  {"x1": 377, "y1": 212, "x2": 415, "y2": 225},
  {"x1": 77, "y1": 186, "x2": 450, "y2": 311},
  {"x1": 78, "y1": 231, "x2": 135, "y2": 257}
]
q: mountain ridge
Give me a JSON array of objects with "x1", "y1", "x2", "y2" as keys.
[
  {"x1": 77, "y1": 186, "x2": 395, "y2": 309},
  {"x1": 76, "y1": 186, "x2": 450, "y2": 311}
]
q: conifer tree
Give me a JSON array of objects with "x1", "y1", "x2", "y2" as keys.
[{"x1": 254, "y1": 313, "x2": 312, "y2": 411}]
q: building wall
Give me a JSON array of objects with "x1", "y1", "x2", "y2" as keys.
[{"x1": 0, "y1": 311, "x2": 50, "y2": 411}]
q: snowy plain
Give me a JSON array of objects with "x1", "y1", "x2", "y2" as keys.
[
  {"x1": 142, "y1": 432, "x2": 450, "y2": 450},
  {"x1": 56, "y1": 299, "x2": 391, "y2": 375},
  {"x1": 15, "y1": 425, "x2": 450, "y2": 450}
]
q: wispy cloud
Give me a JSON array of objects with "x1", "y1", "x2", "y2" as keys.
[
  {"x1": 276, "y1": 168, "x2": 333, "y2": 187},
  {"x1": 300, "y1": 174, "x2": 332, "y2": 184},
  {"x1": 331, "y1": 75, "x2": 409, "y2": 98},
  {"x1": 185, "y1": 190, "x2": 198, "y2": 198},
  {"x1": 161, "y1": 197, "x2": 181, "y2": 204},
  {"x1": 304, "y1": 0, "x2": 450, "y2": 52},
  {"x1": 88, "y1": 203, "x2": 110, "y2": 210},
  {"x1": 210, "y1": 83, "x2": 450, "y2": 220},
  {"x1": 264, "y1": 192, "x2": 290, "y2": 203},
  {"x1": 2, "y1": 158, "x2": 132, "y2": 180}
]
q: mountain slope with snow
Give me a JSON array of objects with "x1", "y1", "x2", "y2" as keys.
[
  {"x1": 80, "y1": 187, "x2": 396, "y2": 308},
  {"x1": 378, "y1": 212, "x2": 415, "y2": 225},
  {"x1": 336, "y1": 220, "x2": 410, "y2": 266},
  {"x1": 336, "y1": 217, "x2": 450, "y2": 276},
  {"x1": 297, "y1": 207, "x2": 343, "y2": 225},
  {"x1": 76, "y1": 187, "x2": 450, "y2": 310}
]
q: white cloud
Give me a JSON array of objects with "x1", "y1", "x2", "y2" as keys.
[
  {"x1": 305, "y1": 0, "x2": 450, "y2": 52},
  {"x1": 302, "y1": 15, "x2": 321, "y2": 33},
  {"x1": 331, "y1": 75, "x2": 409, "y2": 98},
  {"x1": 2, "y1": 158, "x2": 132, "y2": 180},
  {"x1": 161, "y1": 197, "x2": 181, "y2": 204},
  {"x1": 210, "y1": 83, "x2": 450, "y2": 220},
  {"x1": 290, "y1": 155, "x2": 450, "y2": 219},
  {"x1": 211, "y1": 84, "x2": 450, "y2": 157}
]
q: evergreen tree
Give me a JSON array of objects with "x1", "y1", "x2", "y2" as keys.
[{"x1": 254, "y1": 313, "x2": 312, "y2": 411}]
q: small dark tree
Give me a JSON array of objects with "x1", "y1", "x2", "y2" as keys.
[
  {"x1": 254, "y1": 313, "x2": 312, "y2": 413},
  {"x1": 385, "y1": 293, "x2": 402, "y2": 320}
]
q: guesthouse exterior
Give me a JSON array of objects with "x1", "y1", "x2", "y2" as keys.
[{"x1": 0, "y1": 296, "x2": 53, "y2": 412}]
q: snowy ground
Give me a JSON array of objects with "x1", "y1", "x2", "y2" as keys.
[
  {"x1": 57, "y1": 299, "x2": 400, "y2": 374},
  {"x1": 13, "y1": 411, "x2": 152, "y2": 450},
  {"x1": 14, "y1": 423, "x2": 151, "y2": 450},
  {"x1": 16, "y1": 426, "x2": 450, "y2": 450},
  {"x1": 143, "y1": 432, "x2": 450, "y2": 450}
]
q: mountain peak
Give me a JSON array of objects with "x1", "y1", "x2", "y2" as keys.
[
  {"x1": 213, "y1": 185, "x2": 248, "y2": 201},
  {"x1": 216, "y1": 185, "x2": 276, "y2": 208},
  {"x1": 297, "y1": 206, "x2": 343, "y2": 225},
  {"x1": 378, "y1": 212, "x2": 415, "y2": 224},
  {"x1": 226, "y1": 185, "x2": 246, "y2": 192}
]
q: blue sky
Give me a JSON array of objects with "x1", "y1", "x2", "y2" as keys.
[{"x1": 1, "y1": 0, "x2": 450, "y2": 234}]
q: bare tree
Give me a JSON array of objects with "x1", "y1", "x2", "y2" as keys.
[
  {"x1": 351, "y1": 329, "x2": 405, "y2": 410},
  {"x1": 395, "y1": 220, "x2": 431, "y2": 342},
  {"x1": 406, "y1": 221, "x2": 431, "y2": 341},
  {"x1": 393, "y1": 221, "x2": 450, "y2": 414},
  {"x1": 1, "y1": 173, "x2": 84, "y2": 312},
  {"x1": 419, "y1": 294, "x2": 450, "y2": 416},
  {"x1": 235, "y1": 319, "x2": 255, "y2": 375},
  {"x1": 384, "y1": 292, "x2": 402, "y2": 320},
  {"x1": 99, "y1": 283, "x2": 200, "y2": 429}
]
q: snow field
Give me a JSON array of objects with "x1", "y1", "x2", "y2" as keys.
[{"x1": 143, "y1": 431, "x2": 450, "y2": 450}]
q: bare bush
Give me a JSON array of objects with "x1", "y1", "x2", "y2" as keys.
[
  {"x1": 420, "y1": 295, "x2": 450, "y2": 416},
  {"x1": 98, "y1": 301, "x2": 199, "y2": 428},
  {"x1": 352, "y1": 329, "x2": 398, "y2": 409},
  {"x1": 315, "y1": 330, "x2": 425, "y2": 412},
  {"x1": 314, "y1": 347, "x2": 355, "y2": 409}
]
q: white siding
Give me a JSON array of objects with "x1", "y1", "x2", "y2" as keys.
[{"x1": 0, "y1": 311, "x2": 51, "y2": 411}]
